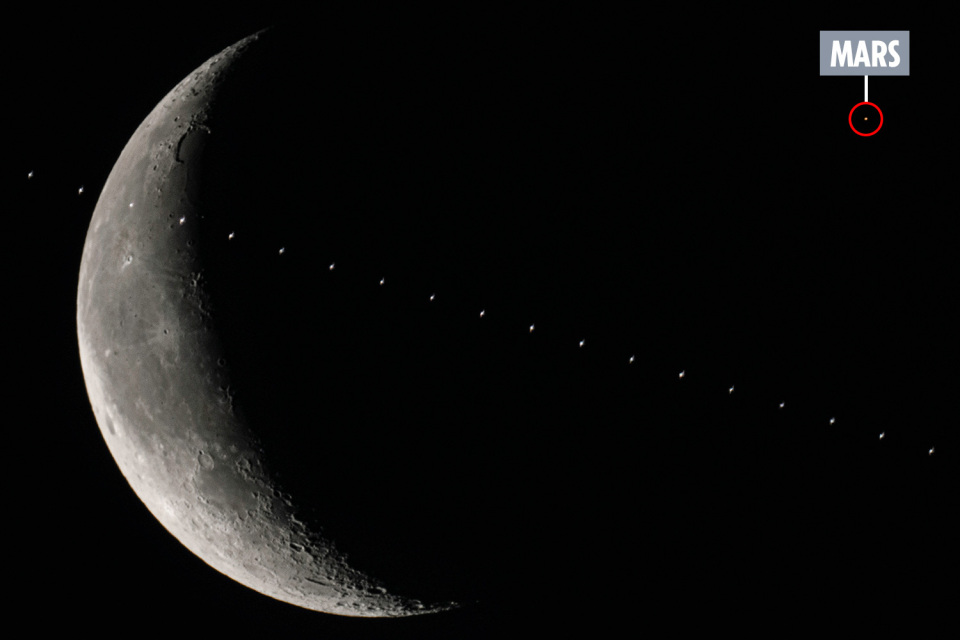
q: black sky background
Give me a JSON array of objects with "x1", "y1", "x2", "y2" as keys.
[{"x1": 7, "y1": 8, "x2": 955, "y2": 635}]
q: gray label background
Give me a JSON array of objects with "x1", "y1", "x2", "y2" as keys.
[{"x1": 820, "y1": 31, "x2": 910, "y2": 76}]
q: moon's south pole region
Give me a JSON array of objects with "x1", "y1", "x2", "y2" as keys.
[{"x1": 76, "y1": 29, "x2": 458, "y2": 617}]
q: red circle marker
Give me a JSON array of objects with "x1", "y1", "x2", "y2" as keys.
[{"x1": 849, "y1": 102, "x2": 883, "y2": 136}]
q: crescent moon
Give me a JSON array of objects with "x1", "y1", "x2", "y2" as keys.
[{"x1": 76, "y1": 29, "x2": 457, "y2": 617}]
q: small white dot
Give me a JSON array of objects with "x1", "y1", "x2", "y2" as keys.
[
  {"x1": 429, "y1": 294, "x2": 435, "y2": 301},
  {"x1": 329, "y1": 263, "x2": 335, "y2": 271},
  {"x1": 78, "y1": 186, "x2": 84, "y2": 195},
  {"x1": 728, "y1": 385, "x2": 735, "y2": 394},
  {"x1": 579, "y1": 339, "x2": 585, "y2": 348},
  {"x1": 678, "y1": 370, "x2": 685, "y2": 379},
  {"x1": 228, "y1": 232, "x2": 235, "y2": 240},
  {"x1": 829, "y1": 417, "x2": 836, "y2": 425},
  {"x1": 779, "y1": 402, "x2": 785, "y2": 409},
  {"x1": 529, "y1": 324, "x2": 535, "y2": 333},
  {"x1": 27, "y1": 170, "x2": 34, "y2": 179},
  {"x1": 879, "y1": 432, "x2": 885, "y2": 440},
  {"x1": 129, "y1": 202, "x2": 134, "y2": 208},
  {"x1": 928, "y1": 447, "x2": 935, "y2": 456},
  {"x1": 179, "y1": 216, "x2": 186, "y2": 225},
  {"x1": 479, "y1": 310, "x2": 485, "y2": 318},
  {"x1": 279, "y1": 247, "x2": 285, "y2": 255},
  {"x1": 379, "y1": 278, "x2": 385, "y2": 286},
  {"x1": 628, "y1": 355, "x2": 635, "y2": 364}
]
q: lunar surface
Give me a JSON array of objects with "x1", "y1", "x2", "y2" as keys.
[{"x1": 76, "y1": 29, "x2": 459, "y2": 617}]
